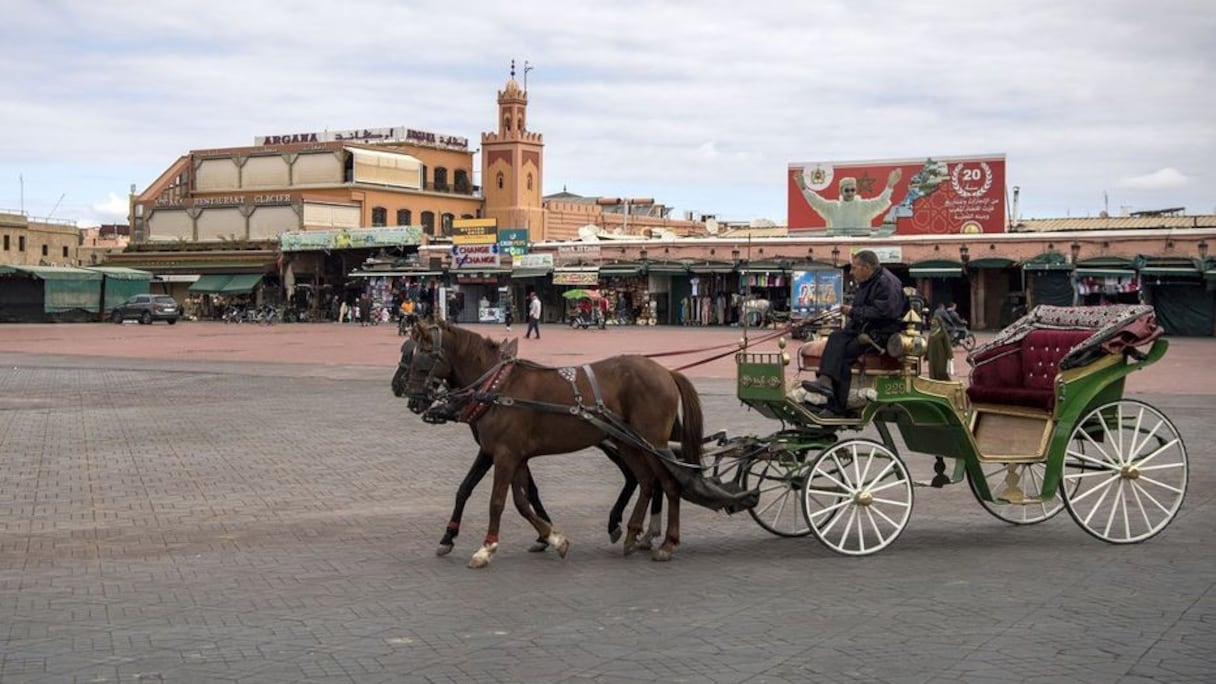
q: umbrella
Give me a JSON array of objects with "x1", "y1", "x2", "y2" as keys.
[{"x1": 562, "y1": 288, "x2": 602, "y2": 300}]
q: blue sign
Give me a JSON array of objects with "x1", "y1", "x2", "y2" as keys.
[{"x1": 791, "y1": 270, "x2": 843, "y2": 316}]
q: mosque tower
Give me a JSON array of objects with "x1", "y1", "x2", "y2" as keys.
[{"x1": 481, "y1": 60, "x2": 547, "y2": 241}]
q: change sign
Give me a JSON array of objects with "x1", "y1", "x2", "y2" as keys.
[{"x1": 451, "y1": 242, "x2": 500, "y2": 268}]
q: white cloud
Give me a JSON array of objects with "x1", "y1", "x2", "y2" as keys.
[
  {"x1": 91, "y1": 193, "x2": 130, "y2": 222},
  {"x1": 1, "y1": 0, "x2": 1214, "y2": 223},
  {"x1": 1117, "y1": 168, "x2": 1189, "y2": 191}
]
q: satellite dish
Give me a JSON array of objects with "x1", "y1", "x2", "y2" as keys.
[
  {"x1": 705, "y1": 218, "x2": 719, "y2": 234},
  {"x1": 577, "y1": 224, "x2": 601, "y2": 242}
]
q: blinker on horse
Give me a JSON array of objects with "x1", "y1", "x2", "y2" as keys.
[{"x1": 399, "y1": 318, "x2": 706, "y2": 568}]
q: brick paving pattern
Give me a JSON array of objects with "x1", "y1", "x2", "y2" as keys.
[{"x1": 0, "y1": 322, "x2": 1213, "y2": 683}]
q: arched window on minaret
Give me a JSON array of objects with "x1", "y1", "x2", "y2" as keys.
[
  {"x1": 503, "y1": 115, "x2": 512, "y2": 132},
  {"x1": 527, "y1": 173, "x2": 533, "y2": 191},
  {"x1": 496, "y1": 172, "x2": 504, "y2": 190}
]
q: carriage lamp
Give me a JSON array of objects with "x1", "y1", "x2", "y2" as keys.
[
  {"x1": 959, "y1": 244, "x2": 970, "y2": 264},
  {"x1": 1070, "y1": 242, "x2": 1081, "y2": 262}
]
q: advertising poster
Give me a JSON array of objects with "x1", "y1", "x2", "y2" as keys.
[
  {"x1": 787, "y1": 154, "x2": 1006, "y2": 236},
  {"x1": 791, "y1": 270, "x2": 844, "y2": 317}
]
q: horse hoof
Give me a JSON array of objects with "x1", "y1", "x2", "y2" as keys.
[
  {"x1": 623, "y1": 541, "x2": 637, "y2": 557},
  {"x1": 608, "y1": 527, "x2": 622, "y2": 544},
  {"x1": 555, "y1": 537, "x2": 570, "y2": 558},
  {"x1": 651, "y1": 548, "x2": 673, "y2": 562},
  {"x1": 468, "y1": 542, "x2": 497, "y2": 568},
  {"x1": 528, "y1": 541, "x2": 549, "y2": 553},
  {"x1": 635, "y1": 537, "x2": 653, "y2": 551},
  {"x1": 436, "y1": 543, "x2": 454, "y2": 557},
  {"x1": 468, "y1": 556, "x2": 489, "y2": 569}
]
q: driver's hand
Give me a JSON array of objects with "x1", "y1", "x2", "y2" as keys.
[{"x1": 841, "y1": 304, "x2": 853, "y2": 316}]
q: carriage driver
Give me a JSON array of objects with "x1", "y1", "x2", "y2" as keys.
[{"x1": 802, "y1": 249, "x2": 907, "y2": 418}]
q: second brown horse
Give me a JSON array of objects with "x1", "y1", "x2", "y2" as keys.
[{"x1": 402, "y1": 318, "x2": 704, "y2": 568}]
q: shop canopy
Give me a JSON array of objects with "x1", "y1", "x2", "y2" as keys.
[
  {"x1": 908, "y1": 259, "x2": 965, "y2": 278},
  {"x1": 965, "y1": 257, "x2": 1016, "y2": 269},
  {"x1": 1074, "y1": 257, "x2": 1137, "y2": 279},
  {"x1": 188, "y1": 274, "x2": 264, "y2": 295}
]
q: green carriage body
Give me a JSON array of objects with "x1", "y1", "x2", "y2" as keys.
[{"x1": 729, "y1": 304, "x2": 1186, "y2": 554}]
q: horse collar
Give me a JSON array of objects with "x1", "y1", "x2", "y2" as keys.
[{"x1": 458, "y1": 359, "x2": 516, "y2": 425}]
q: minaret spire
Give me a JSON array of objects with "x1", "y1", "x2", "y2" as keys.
[{"x1": 510, "y1": 59, "x2": 515, "y2": 79}]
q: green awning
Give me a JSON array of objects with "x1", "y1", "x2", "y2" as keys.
[
  {"x1": 1139, "y1": 266, "x2": 1200, "y2": 277},
  {"x1": 966, "y1": 257, "x2": 1016, "y2": 269},
  {"x1": 909, "y1": 259, "x2": 964, "y2": 278},
  {"x1": 84, "y1": 267, "x2": 153, "y2": 280},
  {"x1": 1075, "y1": 268, "x2": 1136, "y2": 278},
  {"x1": 188, "y1": 274, "x2": 233, "y2": 294},
  {"x1": 0, "y1": 265, "x2": 102, "y2": 281},
  {"x1": 909, "y1": 267, "x2": 964, "y2": 278},
  {"x1": 736, "y1": 260, "x2": 788, "y2": 273},
  {"x1": 645, "y1": 262, "x2": 689, "y2": 274},
  {"x1": 688, "y1": 262, "x2": 735, "y2": 274},
  {"x1": 599, "y1": 264, "x2": 644, "y2": 276},
  {"x1": 1023, "y1": 262, "x2": 1074, "y2": 271},
  {"x1": 510, "y1": 268, "x2": 551, "y2": 279},
  {"x1": 1205, "y1": 269, "x2": 1216, "y2": 282},
  {"x1": 220, "y1": 274, "x2": 265, "y2": 294}
]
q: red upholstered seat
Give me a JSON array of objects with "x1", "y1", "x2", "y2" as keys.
[{"x1": 966, "y1": 329, "x2": 1092, "y2": 410}]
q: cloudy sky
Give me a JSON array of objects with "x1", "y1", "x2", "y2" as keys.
[{"x1": 1, "y1": 0, "x2": 1213, "y2": 227}]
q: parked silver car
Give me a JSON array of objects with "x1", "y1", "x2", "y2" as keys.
[{"x1": 111, "y1": 294, "x2": 181, "y2": 325}]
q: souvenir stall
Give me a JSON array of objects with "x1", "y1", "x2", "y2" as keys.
[
  {"x1": 678, "y1": 263, "x2": 737, "y2": 326},
  {"x1": 739, "y1": 264, "x2": 791, "y2": 317}
]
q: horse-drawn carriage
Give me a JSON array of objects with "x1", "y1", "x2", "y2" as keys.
[
  {"x1": 716, "y1": 302, "x2": 1187, "y2": 555},
  {"x1": 392, "y1": 301, "x2": 1186, "y2": 566}
]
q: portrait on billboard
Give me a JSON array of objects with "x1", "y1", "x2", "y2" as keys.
[{"x1": 788, "y1": 155, "x2": 1006, "y2": 236}]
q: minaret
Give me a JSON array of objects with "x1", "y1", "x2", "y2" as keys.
[{"x1": 481, "y1": 60, "x2": 546, "y2": 241}]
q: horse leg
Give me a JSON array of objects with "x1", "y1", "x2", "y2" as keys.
[
  {"x1": 598, "y1": 442, "x2": 637, "y2": 544},
  {"x1": 469, "y1": 460, "x2": 516, "y2": 569},
  {"x1": 652, "y1": 474, "x2": 682, "y2": 562},
  {"x1": 510, "y1": 466, "x2": 560, "y2": 554},
  {"x1": 616, "y1": 450, "x2": 656, "y2": 557},
  {"x1": 635, "y1": 483, "x2": 664, "y2": 551},
  {"x1": 438, "y1": 450, "x2": 493, "y2": 556}
]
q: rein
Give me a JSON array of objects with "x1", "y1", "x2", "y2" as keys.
[{"x1": 644, "y1": 309, "x2": 843, "y2": 372}]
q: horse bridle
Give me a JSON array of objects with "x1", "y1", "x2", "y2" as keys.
[{"x1": 405, "y1": 323, "x2": 447, "y2": 400}]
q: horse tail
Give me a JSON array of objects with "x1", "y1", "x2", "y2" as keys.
[{"x1": 670, "y1": 370, "x2": 703, "y2": 465}]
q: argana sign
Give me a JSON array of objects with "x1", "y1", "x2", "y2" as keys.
[{"x1": 788, "y1": 154, "x2": 1006, "y2": 235}]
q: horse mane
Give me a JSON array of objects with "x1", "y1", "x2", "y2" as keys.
[{"x1": 440, "y1": 319, "x2": 505, "y2": 371}]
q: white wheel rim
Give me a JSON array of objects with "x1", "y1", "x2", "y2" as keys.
[
  {"x1": 745, "y1": 455, "x2": 811, "y2": 537},
  {"x1": 1062, "y1": 401, "x2": 1187, "y2": 543},
  {"x1": 974, "y1": 462, "x2": 1065, "y2": 525},
  {"x1": 803, "y1": 441, "x2": 912, "y2": 555}
]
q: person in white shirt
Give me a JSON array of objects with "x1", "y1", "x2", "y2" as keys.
[
  {"x1": 525, "y1": 292, "x2": 542, "y2": 339},
  {"x1": 795, "y1": 168, "x2": 902, "y2": 237}
]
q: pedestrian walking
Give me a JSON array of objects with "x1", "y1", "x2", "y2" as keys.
[{"x1": 525, "y1": 292, "x2": 542, "y2": 339}]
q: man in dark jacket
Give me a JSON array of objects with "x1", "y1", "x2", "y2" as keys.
[{"x1": 802, "y1": 249, "x2": 906, "y2": 417}]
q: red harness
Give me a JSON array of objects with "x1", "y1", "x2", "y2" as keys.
[{"x1": 458, "y1": 359, "x2": 516, "y2": 425}]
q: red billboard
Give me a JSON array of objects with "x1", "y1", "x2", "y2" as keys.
[{"x1": 787, "y1": 154, "x2": 1006, "y2": 235}]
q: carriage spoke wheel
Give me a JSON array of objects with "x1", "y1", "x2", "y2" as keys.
[
  {"x1": 742, "y1": 452, "x2": 812, "y2": 538},
  {"x1": 803, "y1": 440, "x2": 912, "y2": 556},
  {"x1": 967, "y1": 462, "x2": 1065, "y2": 525},
  {"x1": 1062, "y1": 400, "x2": 1187, "y2": 544}
]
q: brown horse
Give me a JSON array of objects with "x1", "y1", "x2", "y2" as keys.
[
  {"x1": 391, "y1": 338, "x2": 671, "y2": 556},
  {"x1": 401, "y1": 318, "x2": 704, "y2": 568}
]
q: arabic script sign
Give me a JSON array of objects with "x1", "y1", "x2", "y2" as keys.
[
  {"x1": 255, "y1": 126, "x2": 469, "y2": 150},
  {"x1": 278, "y1": 227, "x2": 423, "y2": 252}
]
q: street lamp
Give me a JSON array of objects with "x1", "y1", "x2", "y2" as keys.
[
  {"x1": 1199, "y1": 240, "x2": 1208, "y2": 260},
  {"x1": 831, "y1": 246, "x2": 840, "y2": 266},
  {"x1": 959, "y1": 244, "x2": 970, "y2": 263},
  {"x1": 1070, "y1": 242, "x2": 1081, "y2": 263}
]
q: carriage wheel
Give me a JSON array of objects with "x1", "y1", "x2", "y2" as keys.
[
  {"x1": 967, "y1": 462, "x2": 1065, "y2": 525},
  {"x1": 803, "y1": 439, "x2": 913, "y2": 556},
  {"x1": 1061, "y1": 400, "x2": 1187, "y2": 544},
  {"x1": 742, "y1": 452, "x2": 812, "y2": 537}
]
